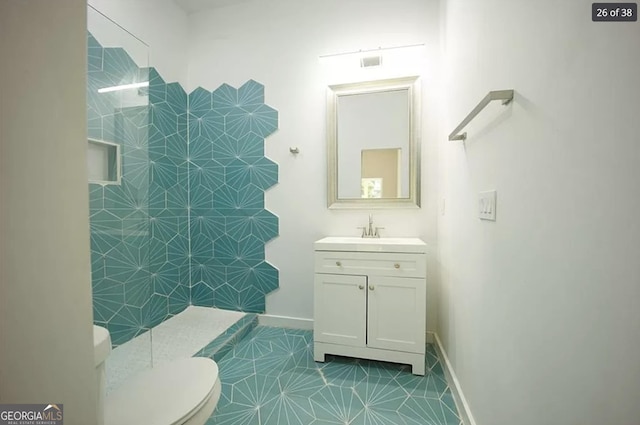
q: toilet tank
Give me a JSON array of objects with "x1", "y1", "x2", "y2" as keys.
[
  {"x1": 93, "y1": 325, "x2": 111, "y2": 366},
  {"x1": 93, "y1": 325, "x2": 111, "y2": 425}
]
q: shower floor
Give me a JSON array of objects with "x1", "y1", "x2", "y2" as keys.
[{"x1": 106, "y1": 306, "x2": 246, "y2": 393}]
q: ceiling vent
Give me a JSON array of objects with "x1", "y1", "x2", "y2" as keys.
[{"x1": 360, "y1": 55, "x2": 382, "y2": 68}]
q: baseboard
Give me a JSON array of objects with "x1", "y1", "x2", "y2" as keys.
[
  {"x1": 258, "y1": 314, "x2": 314, "y2": 330},
  {"x1": 432, "y1": 332, "x2": 477, "y2": 425},
  {"x1": 426, "y1": 331, "x2": 435, "y2": 344}
]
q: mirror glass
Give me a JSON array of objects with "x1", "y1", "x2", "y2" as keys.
[{"x1": 327, "y1": 77, "x2": 420, "y2": 208}]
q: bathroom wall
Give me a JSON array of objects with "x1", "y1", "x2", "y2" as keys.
[
  {"x1": 0, "y1": 1, "x2": 97, "y2": 422},
  {"x1": 439, "y1": 1, "x2": 640, "y2": 424},
  {"x1": 88, "y1": 0, "x2": 282, "y2": 338},
  {"x1": 187, "y1": 82, "x2": 280, "y2": 312},
  {"x1": 147, "y1": 69, "x2": 191, "y2": 321},
  {"x1": 87, "y1": 0, "x2": 189, "y2": 87},
  {"x1": 186, "y1": 0, "x2": 443, "y2": 328}
]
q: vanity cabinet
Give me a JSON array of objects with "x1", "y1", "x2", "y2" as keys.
[{"x1": 313, "y1": 237, "x2": 427, "y2": 375}]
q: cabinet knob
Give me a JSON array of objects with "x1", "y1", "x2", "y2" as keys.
[
  {"x1": 394, "y1": 263, "x2": 400, "y2": 269},
  {"x1": 336, "y1": 261, "x2": 342, "y2": 267},
  {"x1": 369, "y1": 285, "x2": 375, "y2": 290},
  {"x1": 358, "y1": 284, "x2": 364, "y2": 290}
]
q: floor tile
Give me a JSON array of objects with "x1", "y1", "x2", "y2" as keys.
[
  {"x1": 400, "y1": 397, "x2": 460, "y2": 425},
  {"x1": 310, "y1": 384, "x2": 364, "y2": 424},
  {"x1": 217, "y1": 356, "x2": 256, "y2": 384},
  {"x1": 208, "y1": 326, "x2": 462, "y2": 425},
  {"x1": 394, "y1": 373, "x2": 449, "y2": 399},
  {"x1": 260, "y1": 394, "x2": 315, "y2": 425},
  {"x1": 276, "y1": 367, "x2": 326, "y2": 399},
  {"x1": 353, "y1": 376, "x2": 409, "y2": 411}
]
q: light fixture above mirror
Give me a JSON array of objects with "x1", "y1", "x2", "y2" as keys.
[{"x1": 318, "y1": 43, "x2": 425, "y2": 67}]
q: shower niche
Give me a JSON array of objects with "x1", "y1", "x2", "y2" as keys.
[{"x1": 87, "y1": 138, "x2": 121, "y2": 185}]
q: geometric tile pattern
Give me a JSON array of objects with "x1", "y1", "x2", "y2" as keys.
[
  {"x1": 147, "y1": 66, "x2": 191, "y2": 327},
  {"x1": 88, "y1": 31, "x2": 279, "y2": 346},
  {"x1": 194, "y1": 313, "x2": 258, "y2": 362},
  {"x1": 205, "y1": 327, "x2": 462, "y2": 425},
  {"x1": 188, "y1": 81, "x2": 279, "y2": 313},
  {"x1": 88, "y1": 32, "x2": 162, "y2": 346}
]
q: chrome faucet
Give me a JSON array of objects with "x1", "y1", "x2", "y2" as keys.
[{"x1": 358, "y1": 214, "x2": 384, "y2": 238}]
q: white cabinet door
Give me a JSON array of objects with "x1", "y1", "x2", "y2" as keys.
[
  {"x1": 314, "y1": 274, "x2": 366, "y2": 347},
  {"x1": 366, "y1": 276, "x2": 425, "y2": 353}
]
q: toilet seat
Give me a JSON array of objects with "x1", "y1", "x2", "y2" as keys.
[{"x1": 105, "y1": 357, "x2": 220, "y2": 425}]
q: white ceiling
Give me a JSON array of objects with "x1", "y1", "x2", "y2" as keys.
[{"x1": 173, "y1": 0, "x2": 254, "y2": 14}]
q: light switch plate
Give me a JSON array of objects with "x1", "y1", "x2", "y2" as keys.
[{"x1": 479, "y1": 190, "x2": 497, "y2": 221}]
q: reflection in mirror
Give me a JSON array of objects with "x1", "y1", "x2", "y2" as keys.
[
  {"x1": 338, "y1": 89, "x2": 408, "y2": 199},
  {"x1": 361, "y1": 148, "x2": 401, "y2": 198},
  {"x1": 361, "y1": 177, "x2": 382, "y2": 198},
  {"x1": 327, "y1": 76, "x2": 420, "y2": 209}
]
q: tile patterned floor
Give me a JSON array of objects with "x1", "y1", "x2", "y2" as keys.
[{"x1": 206, "y1": 326, "x2": 462, "y2": 425}]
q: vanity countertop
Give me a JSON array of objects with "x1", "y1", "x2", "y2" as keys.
[{"x1": 314, "y1": 237, "x2": 427, "y2": 254}]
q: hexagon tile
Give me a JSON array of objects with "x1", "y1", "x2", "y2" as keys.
[
  {"x1": 87, "y1": 31, "x2": 280, "y2": 346},
  {"x1": 188, "y1": 81, "x2": 279, "y2": 313},
  {"x1": 89, "y1": 31, "x2": 163, "y2": 346},
  {"x1": 204, "y1": 327, "x2": 462, "y2": 425}
]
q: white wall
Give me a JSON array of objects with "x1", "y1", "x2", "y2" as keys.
[
  {"x1": 187, "y1": 0, "x2": 443, "y2": 329},
  {"x1": 0, "y1": 1, "x2": 97, "y2": 424},
  {"x1": 438, "y1": 1, "x2": 640, "y2": 424},
  {"x1": 88, "y1": 0, "x2": 189, "y2": 87}
]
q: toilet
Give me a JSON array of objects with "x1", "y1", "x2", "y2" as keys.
[{"x1": 93, "y1": 325, "x2": 221, "y2": 425}]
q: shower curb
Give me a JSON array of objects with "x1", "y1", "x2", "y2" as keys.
[{"x1": 193, "y1": 313, "x2": 259, "y2": 362}]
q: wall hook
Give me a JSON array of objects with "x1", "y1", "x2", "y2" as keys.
[{"x1": 289, "y1": 147, "x2": 300, "y2": 154}]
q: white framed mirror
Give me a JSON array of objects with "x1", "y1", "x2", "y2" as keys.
[{"x1": 327, "y1": 76, "x2": 420, "y2": 209}]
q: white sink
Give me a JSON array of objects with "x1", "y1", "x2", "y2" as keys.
[{"x1": 314, "y1": 236, "x2": 427, "y2": 253}]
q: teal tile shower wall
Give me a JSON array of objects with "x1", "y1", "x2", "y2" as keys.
[
  {"x1": 88, "y1": 33, "x2": 279, "y2": 346},
  {"x1": 88, "y1": 33, "x2": 159, "y2": 346},
  {"x1": 147, "y1": 67, "x2": 191, "y2": 328},
  {"x1": 188, "y1": 82, "x2": 279, "y2": 312}
]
